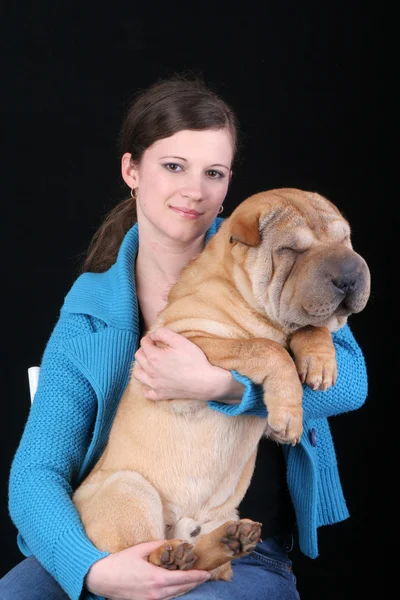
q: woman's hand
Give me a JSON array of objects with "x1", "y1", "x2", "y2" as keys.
[
  {"x1": 85, "y1": 540, "x2": 211, "y2": 600},
  {"x1": 133, "y1": 328, "x2": 243, "y2": 403}
]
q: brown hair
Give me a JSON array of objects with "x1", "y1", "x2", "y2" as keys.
[{"x1": 81, "y1": 72, "x2": 240, "y2": 273}]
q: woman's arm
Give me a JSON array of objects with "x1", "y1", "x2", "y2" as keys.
[
  {"x1": 207, "y1": 368, "x2": 244, "y2": 404},
  {"x1": 132, "y1": 327, "x2": 244, "y2": 403},
  {"x1": 134, "y1": 323, "x2": 368, "y2": 419},
  {"x1": 8, "y1": 314, "x2": 220, "y2": 600},
  {"x1": 8, "y1": 314, "x2": 109, "y2": 600}
]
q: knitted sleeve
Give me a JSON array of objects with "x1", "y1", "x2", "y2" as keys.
[
  {"x1": 8, "y1": 312, "x2": 109, "y2": 600},
  {"x1": 208, "y1": 322, "x2": 368, "y2": 419}
]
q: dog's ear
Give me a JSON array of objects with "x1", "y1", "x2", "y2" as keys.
[{"x1": 228, "y1": 207, "x2": 262, "y2": 247}]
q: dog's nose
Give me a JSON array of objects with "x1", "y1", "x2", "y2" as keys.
[
  {"x1": 331, "y1": 254, "x2": 364, "y2": 296},
  {"x1": 332, "y1": 272, "x2": 360, "y2": 295}
]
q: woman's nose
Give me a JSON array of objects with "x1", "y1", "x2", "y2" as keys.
[{"x1": 180, "y1": 175, "x2": 203, "y2": 200}]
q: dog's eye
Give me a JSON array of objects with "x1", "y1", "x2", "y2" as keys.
[
  {"x1": 276, "y1": 247, "x2": 308, "y2": 259},
  {"x1": 277, "y1": 247, "x2": 304, "y2": 254}
]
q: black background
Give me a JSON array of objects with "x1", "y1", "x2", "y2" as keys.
[{"x1": 1, "y1": 2, "x2": 385, "y2": 598}]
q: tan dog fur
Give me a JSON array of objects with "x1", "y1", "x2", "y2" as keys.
[{"x1": 73, "y1": 188, "x2": 370, "y2": 580}]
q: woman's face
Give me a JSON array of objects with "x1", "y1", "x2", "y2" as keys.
[{"x1": 122, "y1": 128, "x2": 233, "y2": 244}]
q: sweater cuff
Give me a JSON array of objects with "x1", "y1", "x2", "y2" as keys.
[
  {"x1": 52, "y1": 527, "x2": 109, "y2": 600},
  {"x1": 317, "y1": 467, "x2": 350, "y2": 527},
  {"x1": 208, "y1": 370, "x2": 267, "y2": 417}
]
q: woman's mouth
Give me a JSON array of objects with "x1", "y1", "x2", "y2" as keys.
[{"x1": 169, "y1": 206, "x2": 203, "y2": 219}]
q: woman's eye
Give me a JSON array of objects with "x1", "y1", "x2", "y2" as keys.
[
  {"x1": 206, "y1": 169, "x2": 224, "y2": 179},
  {"x1": 164, "y1": 163, "x2": 182, "y2": 172}
]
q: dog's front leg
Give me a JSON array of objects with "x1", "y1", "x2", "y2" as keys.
[
  {"x1": 289, "y1": 325, "x2": 337, "y2": 391},
  {"x1": 187, "y1": 336, "x2": 303, "y2": 445}
]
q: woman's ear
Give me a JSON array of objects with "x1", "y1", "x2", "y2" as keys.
[{"x1": 121, "y1": 152, "x2": 139, "y2": 190}]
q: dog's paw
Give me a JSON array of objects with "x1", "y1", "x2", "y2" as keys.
[
  {"x1": 149, "y1": 540, "x2": 197, "y2": 571},
  {"x1": 266, "y1": 408, "x2": 303, "y2": 446},
  {"x1": 296, "y1": 353, "x2": 337, "y2": 391},
  {"x1": 220, "y1": 519, "x2": 262, "y2": 556}
]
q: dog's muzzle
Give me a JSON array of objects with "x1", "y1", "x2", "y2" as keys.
[{"x1": 299, "y1": 247, "x2": 371, "y2": 319}]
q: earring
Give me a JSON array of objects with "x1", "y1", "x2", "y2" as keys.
[
  {"x1": 218, "y1": 205, "x2": 224, "y2": 214},
  {"x1": 130, "y1": 188, "x2": 137, "y2": 200}
]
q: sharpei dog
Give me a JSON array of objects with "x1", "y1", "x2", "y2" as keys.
[{"x1": 73, "y1": 188, "x2": 371, "y2": 581}]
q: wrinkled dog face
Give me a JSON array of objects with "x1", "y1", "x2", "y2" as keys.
[{"x1": 229, "y1": 189, "x2": 371, "y2": 332}]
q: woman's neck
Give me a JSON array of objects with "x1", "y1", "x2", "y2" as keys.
[{"x1": 135, "y1": 231, "x2": 205, "y2": 299}]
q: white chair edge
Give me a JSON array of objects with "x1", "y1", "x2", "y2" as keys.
[{"x1": 28, "y1": 366, "x2": 40, "y2": 403}]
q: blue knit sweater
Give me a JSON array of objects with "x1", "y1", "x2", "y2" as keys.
[{"x1": 8, "y1": 218, "x2": 368, "y2": 600}]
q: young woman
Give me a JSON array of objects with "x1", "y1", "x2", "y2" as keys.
[{"x1": 0, "y1": 74, "x2": 368, "y2": 600}]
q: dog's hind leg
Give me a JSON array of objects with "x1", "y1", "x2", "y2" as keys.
[
  {"x1": 189, "y1": 518, "x2": 262, "y2": 577},
  {"x1": 73, "y1": 469, "x2": 165, "y2": 553}
]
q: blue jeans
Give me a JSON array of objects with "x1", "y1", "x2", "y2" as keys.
[
  {"x1": 182, "y1": 535, "x2": 300, "y2": 599},
  {"x1": 0, "y1": 535, "x2": 300, "y2": 599},
  {"x1": 0, "y1": 555, "x2": 69, "y2": 600}
]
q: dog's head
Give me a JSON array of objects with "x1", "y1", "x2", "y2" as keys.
[{"x1": 225, "y1": 188, "x2": 371, "y2": 332}]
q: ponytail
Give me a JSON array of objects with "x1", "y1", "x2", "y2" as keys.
[{"x1": 80, "y1": 197, "x2": 137, "y2": 273}]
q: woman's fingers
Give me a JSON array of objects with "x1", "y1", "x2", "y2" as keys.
[
  {"x1": 147, "y1": 327, "x2": 181, "y2": 346},
  {"x1": 134, "y1": 347, "x2": 152, "y2": 376},
  {"x1": 163, "y1": 583, "x2": 205, "y2": 599},
  {"x1": 140, "y1": 335, "x2": 159, "y2": 351},
  {"x1": 161, "y1": 569, "x2": 211, "y2": 599},
  {"x1": 132, "y1": 365, "x2": 154, "y2": 392}
]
